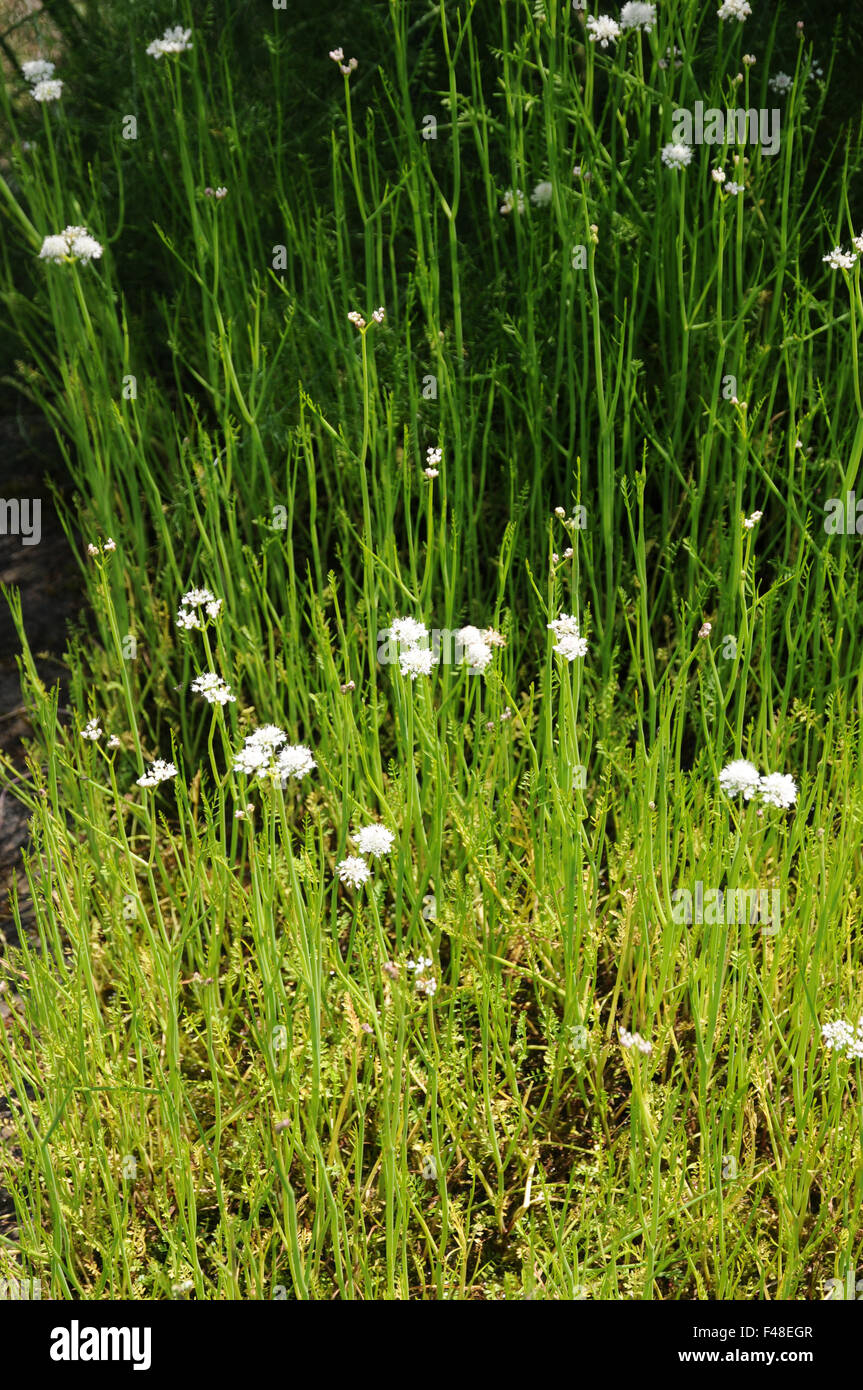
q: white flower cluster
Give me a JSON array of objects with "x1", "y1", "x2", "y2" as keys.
[
  {"x1": 823, "y1": 246, "x2": 859, "y2": 271},
  {"x1": 347, "y1": 306, "x2": 383, "y2": 330},
  {"x1": 22, "y1": 59, "x2": 55, "y2": 82},
  {"x1": 620, "y1": 3, "x2": 656, "y2": 32},
  {"x1": 32, "y1": 79, "x2": 63, "y2": 102},
  {"x1": 191, "y1": 672, "x2": 235, "y2": 706},
  {"x1": 768, "y1": 72, "x2": 793, "y2": 94},
  {"x1": 619, "y1": 1027, "x2": 652, "y2": 1055},
  {"x1": 81, "y1": 717, "x2": 102, "y2": 741},
  {"x1": 328, "y1": 47, "x2": 358, "y2": 77},
  {"x1": 530, "y1": 180, "x2": 553, "y2": 208},
  {"x1": 548, "y1": 613, "x2": 588, "y2": 661},
  {"x1": 336, "y1": 855, "x2": 370, "y2": 888},
  {"x1": 586, "y1": 14, "x2": 621, "y2": 47},
  {"x1": 390, "y1": 617, "x2": 438, "y2": 679},
  {"x1": 176, "y1": 587, "x2": 222, "y2": 630},
  {"x1": 136, "y1": 758, "x2": 178, "y2": 788},
  {"x1": 661, "y1": 142, "x2": 693, "y2": 170},
  {"x1": 336, "y1": 822, "x2": 396, "y2": 889},
  {"x1": 388, "y1": 617, "x2": 503, "y2": 677},
  {"x1": 425, "y1": 446, "x2": 441, "y2": 478},
  {"x1": 407, "y1": 956, "x2": 438, "y2": 996},
  {"x1": 39, "y1": 225, "x2": 103, "y2": 265},
  {"x1": 146, "y1": 26, "x2": 193, "y2": 59},
  {"x1": 22, "y1": 59, "x2": 63, "y2": 102},
  {"x1": 86, "y1": 537, "x2": 116, "y2": 557},
  {"x1": 658, "y1": 45, "x2": 684, "y2": 70},
  {"x1": 454, "y1": 625, "x2": 496, "y2": 673},
  {"x1": 233, "y1": 726, "x2": 316, "y2": 784},
  {"x1": 717, "y1": 0, "x2": 751, "y2": 20},
  {"x1": 821, "y1": 1017, "x2": 863, "y2": 1060},
  {"x1": 354, "y1": 823, "x2": 396, "y2": 858},
  {"x1": 499, "y1": 188, "x2": 525, "y2": 216},
  {"x1": 718, "y1": 760, "x2": 798, "y2": 809}
]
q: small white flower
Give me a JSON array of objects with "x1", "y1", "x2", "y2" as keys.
[
  {"x1": 499, "y1": 188, "x2": 525, "y2": 216},
  {"x1": 456, "y1": 625, "x2": 494, "y2": 672},
  {"x1": 619, "y1": 2, "x2": 656, "y2": 32},
  {"x1": 661, "y1": 142, "x2": 693, "y2": 170},
  {"x1": 177, "y1": 587, "x2": 222, "y2": 627},
  {"x1": 743, "y1": 509, "x2": 762, "y2": 528},
  {"x1": 712, "y1": 168, "x2": 727, "y2": 183},
  {"x1": 823, "y1": 246, "x2": 858, "y2": 271},
  {"x1": 424, "y1": 467, "x2": 439, "y2": 479},
  {"x1": 328, "y1": 48, "x2": 344, "y2": 62},
  {"x1": 853, "y1": 235, "x2": 863, "y2": 254},
  {"x1": 698, "y1": 622, "x2": 712, "y2": 639},
  {"x1": 619, "y1": 1027, "x2": 652, "y2": 1055},
  {"x1": 372, "y1": 306, "x2": 385, "y2": 322},
  {"x1": 31, "y1": 78, "x2": 63, "y2": 102},
  {"x1": 274, "y1": 744, "x2": 316, "y2": 783},
  {"x1": 658, "y1": 45, "x2": 684, "y2": 69},
  {"x1": 354, "y1": 824, "x2": 396, "y2": 858},
  {"x1": 39, "y1": 225, "x2": 103, "y2": 265},
  {"x1": 407, "y1": 956, "x2": 433, "y2": 972},
  {"x1": 146, "y1": 26, "x2": 193, "y2": 59},
  {"x1": 81, "y1": 718, "x2": 102, "y2": 741},
  {"x1": 336, "y1": 856, "x2": 371, "y2": 888},
  {"x1": 399, "y1": 645, "x2": 437, "y2": 679},
  {"x1": 390, "y1": 617, "x2": 428, "y2": 647},
  {"x1": 338, "y1": 57, "x2": 358, "y2": 76},
  {"x1": 107, "y1": 734, "x2": 121, "y2": 750},
  {"x1": 407, "y1": 956, "x2": 437, "y2": 994},
  {"x1": 426, "y1": 447, "x2": 442, "y2": 467},
  {"x1": 181, "y1": 586, "x2": 216, "y2": 607},
  {"x1": 347, "y1": 310, "x2": 366, "y2": 329},
  {"x1": 233, "y1": 743, "x2": 271, "y2": 776},
  {"x1": 585, "y1": 14, "x2": 621, "y2": 47},
  {"x1": 530, "y1": 180, "x2": 553, "y2": 208},
  {"x1": 742, "y1": 53, "x2": 756, "y2": 66},
  {"x1": 718, "y1": 759, "x2": 762, "y2": 800},
  {"x1": 191, "y1": 672, "x2": 235, "y2": 705},
  {"x1": 821, "y1": 1016, "x2": 863, "y2": 1059},
  {"x1": 39, "y1": 234, "x2": 69, "y2": 263},
  {"x1": 248, "y1": 724, "x2": 287, "y2": 748},
  {"x1": 137, "y1": 759, "x2": 178, "y2": 787},
  {"x1": 725, "y1": 181, "x2": 744, "y2": 195},
  {"x1": 22, "y1": 59, "x2": 56, "y2": 82},
  {"x1": 717, "y1": 0, "x2": 752, "y2": 20},
  {"x1": 768, "y1": 72, "x2": 793, "y2": 93},
  {"x1": 758, "y1": 772, "x2": 797, "y2": 809},
  {"x1": 104, "y1": 538, "x2": 116, "y2": 552},
  {"x1": 548, "y1": 613, "x2": 588, "y2": 660},
  {"x1": 68, "y1": 232, "x2": 103, "y2": 264}
]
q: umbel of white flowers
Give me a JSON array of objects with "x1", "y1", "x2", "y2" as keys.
[
  {"x1": 39, "y1": 226, "x2": 103, "y2": 265},
  {"x1": 718, "y1": 760, "x2": 797, "y2": 809},
  {"x1": 233, "y1": 726, "x2": 316, "y2": 783},
  {"x1": 146, "y1": 26, "x2": 193, "y2": 59},
  {"x1": 548, "y1": 613, "x2": 588, "y2": 661}
]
